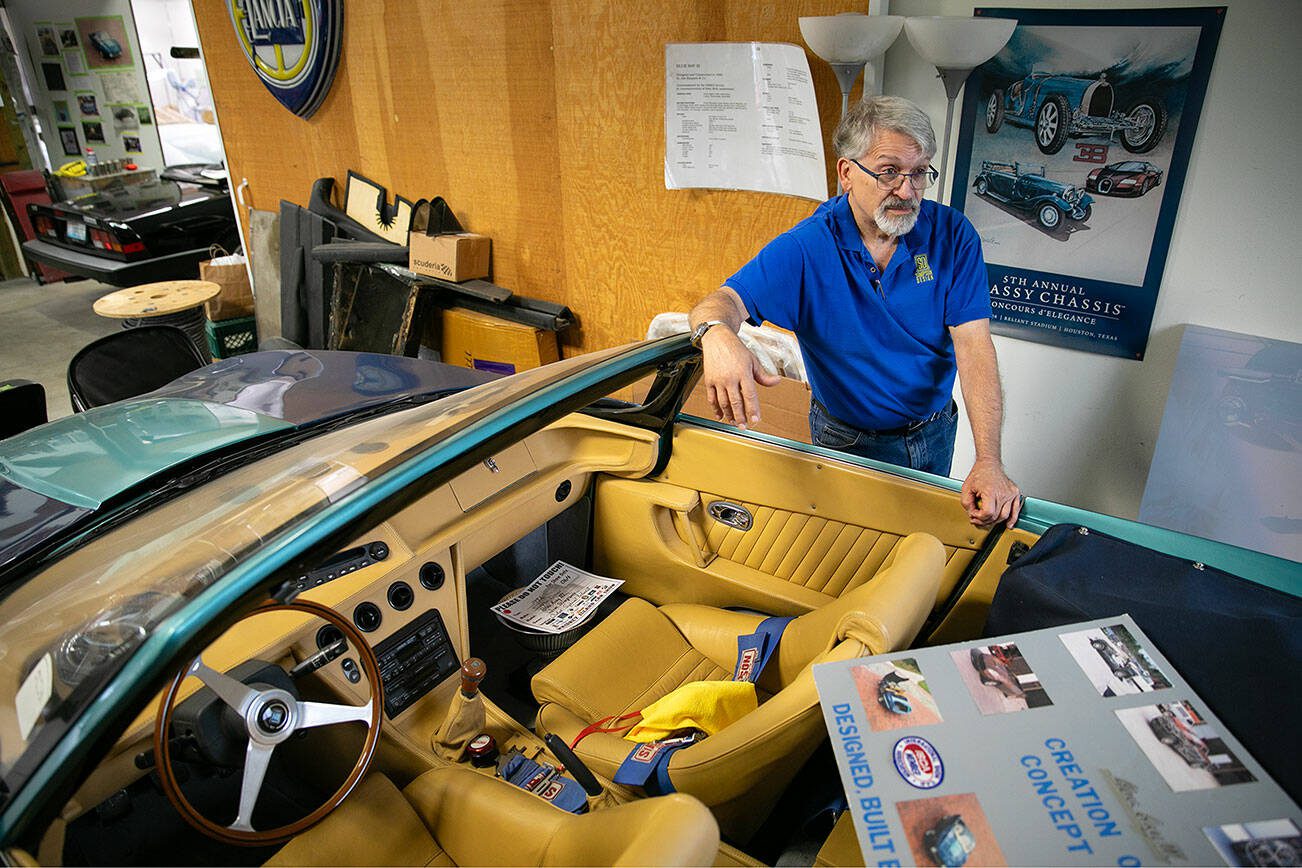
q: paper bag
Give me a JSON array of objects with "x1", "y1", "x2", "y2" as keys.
[{"x1": 200, "y1": 255, "x2": 255, "y2": 321}]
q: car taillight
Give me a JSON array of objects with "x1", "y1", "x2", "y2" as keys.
[
  {"x1": 122, "y1": 241, "x2": 146, "y2": 254},
  {"x1": 35, "y1": 216, "x2": 55, "y2": 237},
  {"x1": 89, "y1": 228, "x2": 123, "y2": 251}
]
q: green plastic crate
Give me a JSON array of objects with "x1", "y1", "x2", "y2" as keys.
[{"x1": 205, "y1": 315, "x2": 258, "y2": 359}]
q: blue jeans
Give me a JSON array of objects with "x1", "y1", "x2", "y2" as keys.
[{"x1": 808, "y1": 399, "x2": 958, "y2": 476}]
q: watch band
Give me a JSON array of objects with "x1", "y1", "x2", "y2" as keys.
[{"x1": 689, "y1": 320, "x2": 727, "y2": 348}]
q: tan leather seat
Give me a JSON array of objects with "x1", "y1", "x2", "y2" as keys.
[
  {"x1": 531, "y1": 532, "x2": 946, "y2": 842},
  {"x1": 266, "y1": 766, "x2": 719, "y2": 867}
]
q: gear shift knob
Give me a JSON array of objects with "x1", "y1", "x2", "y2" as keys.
[{"x1": 460, "y1": 657, "x2": 487, "y2": 697}]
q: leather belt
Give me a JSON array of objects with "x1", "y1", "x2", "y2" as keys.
[{"x1": 812, "y1": 398, "x2": 954, "y2": 437}]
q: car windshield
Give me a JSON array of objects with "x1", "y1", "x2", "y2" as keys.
[
  {"x1": 1115, "y1": 162, "x2": 1145, "y2": 171},
  {"x1": 0, "y1": 343, "x2": 637, "y2": 791}
]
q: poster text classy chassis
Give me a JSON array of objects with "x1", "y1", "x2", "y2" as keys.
[{"x1": 951, "y1": 8, "x2": 1224, "y2": 360}]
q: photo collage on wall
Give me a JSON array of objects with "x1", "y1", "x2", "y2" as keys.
[
  {"x1": 812, "y1": 615, "x2": 1298, "y2": 867},
  {"x1": 30, "y1": 15, "x2": 154, "y2": 165},
  {"x1": 951, "y1": 7, "x2": 1225, "y2": 360}
]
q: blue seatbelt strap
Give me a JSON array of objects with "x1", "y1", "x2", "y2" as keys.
[
  {"x1": 733, "y1": 616, "x2": 793, "y2": 683},
  {"x1": 613, "y1": 733, "x2": 700, "y2": 794}
]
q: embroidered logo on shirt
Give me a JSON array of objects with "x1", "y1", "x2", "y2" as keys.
[{"x1": 913, "y1": 254, "x2": 934, "y2": 284}]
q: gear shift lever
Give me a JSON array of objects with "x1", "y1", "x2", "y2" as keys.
[
  {"x1": 433, "y1": 657, "x2": 487, "y2": 761},
  {"x1": 459, "y1": 657, "x2": 486, "y2": 698}
]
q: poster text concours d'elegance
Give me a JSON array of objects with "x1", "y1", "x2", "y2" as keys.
[
  {"x1": 989, "y1": 274, "x2": 1128, "y2": 343},
  {"x1": 830, "y1": 702, "x2": 1139, "y2": 866}
]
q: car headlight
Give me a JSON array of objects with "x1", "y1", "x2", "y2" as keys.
[{"x1": 1064, "y1": 187, "x2": 1081, "y2": 204}]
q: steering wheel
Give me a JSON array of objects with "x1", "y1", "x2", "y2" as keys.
[{"x1": 154, "y1": 599, "x2": 383, "y2": 845}]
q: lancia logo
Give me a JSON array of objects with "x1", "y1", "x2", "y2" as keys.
[{"x1": 226, "y1": 0, "x2": 343, "y2": 120}]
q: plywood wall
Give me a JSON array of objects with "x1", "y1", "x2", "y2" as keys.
[{"x1": 191, "y1": 0, "x2": 858, "y2": 355}]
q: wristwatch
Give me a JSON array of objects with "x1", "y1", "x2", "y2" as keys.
[{"x1": 689, "y1": 320, "x2": 727, "y2": 348}]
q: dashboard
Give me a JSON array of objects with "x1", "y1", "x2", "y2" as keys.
[{"x1": 56, "y1": 413, "x2": 661, "y2": 822}]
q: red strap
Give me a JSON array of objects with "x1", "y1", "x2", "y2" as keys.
[{"x1": 570, "y1": 711, "x2": 642, "y2": 749}]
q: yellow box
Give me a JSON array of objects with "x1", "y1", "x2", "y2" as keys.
[
  {"x1": 439, "y1": 307, "x2": 559, "y2": 375},
  {"x1": 408, "y1": 231, "x2": 491, "y2": 282}
]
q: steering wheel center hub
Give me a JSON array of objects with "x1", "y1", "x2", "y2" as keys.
[{"x1": 258, "y1": 700, "x2": 290, "y2": 734}]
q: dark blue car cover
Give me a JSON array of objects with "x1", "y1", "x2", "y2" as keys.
[{"x1": 984, "y1": 523, "x2": 1301, "y2": 802}]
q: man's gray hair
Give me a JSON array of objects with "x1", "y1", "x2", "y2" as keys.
[{"x1": 833, "y1": 95, "x2": 937, "y2": 161}]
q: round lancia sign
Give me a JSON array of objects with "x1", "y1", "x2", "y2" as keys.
[{"x1": 226, "y1": 0, "x2": 343, "y2": 120}]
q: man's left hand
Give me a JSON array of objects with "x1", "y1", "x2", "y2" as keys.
[{"x1": 961, "y1": 458, "x2": 1022, "y2": 528}]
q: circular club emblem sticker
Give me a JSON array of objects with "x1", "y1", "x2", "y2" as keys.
[{"x1": 893, "y1": 736, "x2": 944, "y2": 789}]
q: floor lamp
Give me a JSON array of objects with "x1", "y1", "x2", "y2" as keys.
[
  {"x1": 903, "y1": 16, "x2": 1017, "y2": 203},
  {"x1": 799, "y1": 14, "x2": 905, "y2": 119}
]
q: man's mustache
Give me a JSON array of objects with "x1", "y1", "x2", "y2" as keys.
[{"x1": 881, "y1": 197, "x2": 919, "y2": 212}]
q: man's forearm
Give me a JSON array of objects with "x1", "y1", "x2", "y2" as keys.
[
  {"x1": 689, "y1": 288, "x2": 747, "y2": 333},
  {"x1": 953, "y1": 325, "x2": 1006, "y2": 464}
]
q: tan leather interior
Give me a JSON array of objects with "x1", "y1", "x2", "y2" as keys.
[
  {"x1": 814, "y1": 812, "x2": 865, "y2": 867},
  {"x1": 35, "y1": 403, "x2": 1039, "y2": 867},
  {"x1": 531, "y1": 533, "x2": 946, "y2": 842},
  {"x1": 595, "y1": 426, "x2": 988, "y2": 618},
  {"x1": 265, "y1": 768, "x2": 720, "y2": 867}
]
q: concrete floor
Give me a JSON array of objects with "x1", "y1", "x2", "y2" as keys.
[{"x1": 0, "y1": 276, "x2": 120, "y2": 420}]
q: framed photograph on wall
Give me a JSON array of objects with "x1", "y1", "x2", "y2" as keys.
[
  {"x1": 36, "y1": 25, "x2": 60, "y2": 57},
  {"x1": 58, "y1": 126, "x2": 80, "y2": 157},
  {"x1": 109, "y1": 103, "x2": 138, "y2": 130},
  {"x1": 64, "y1": 51, "x2": 87, "y2": 77},
  {"x1": 76, "y1": 91, "x2": 98, "y2": 116},
  {"x1": 53, "y1": 100, "x2": 71, "y2": 124},
  {"x1": 122, "y1": 134, "x2": 141, "y2": 154},
  {"x1": 950, "y1": 7, "x2": 1225, "y2": 360},
  {"x1": 59, "y1": 27, "x2": 79, "y2": 49},
  {"x1": 74, "y1": 16, "x2": 134, "y2": 70},
  {"x1": 81, "y1": 121, "x2": 104, "y2": 143},
  {"x1": 41, "y1": 62, "x2": 66, "y2": 92}
]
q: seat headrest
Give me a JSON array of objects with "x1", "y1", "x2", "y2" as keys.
[{"x1": 768, "y1": 532, "x2": 947, "y2": 682}]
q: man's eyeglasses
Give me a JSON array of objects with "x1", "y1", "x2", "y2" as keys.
[{"x1": 850, "y1": 159, "x2": 939, "y2": 192}]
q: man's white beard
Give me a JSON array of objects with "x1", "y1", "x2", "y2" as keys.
[{"x1": 875, "y1": 196, "x2": 920, "y2": 236}]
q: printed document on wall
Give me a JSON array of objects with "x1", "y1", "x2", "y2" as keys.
[{"x1": 665, "y1": 43, "x2": 827, "y2": 201}]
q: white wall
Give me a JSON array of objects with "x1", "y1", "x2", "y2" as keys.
[
  {"x1": 7, "y1": 0, "x2": 163, "y2": 168},
  {"x1": 880, "y1": 0, "x2": 1302, "y2": 519}
]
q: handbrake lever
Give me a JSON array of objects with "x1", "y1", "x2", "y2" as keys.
[{"x1": 544, "y1": 733, "x2": 604, "y2": 797}]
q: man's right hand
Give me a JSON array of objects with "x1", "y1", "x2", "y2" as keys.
[{"x1": 701, "y1": 328, "x2": 781, "y2": 429}]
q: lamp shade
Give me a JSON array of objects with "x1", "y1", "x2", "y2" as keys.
[
  {"x1": 799, "y1": 13, "x2": 905, "y2": 65},
  {"x1": 902, "y1": 16, "x2": 1016, "y2": 70}
]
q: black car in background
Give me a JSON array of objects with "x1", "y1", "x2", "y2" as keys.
[{"x1": 22, "y1": 164, "x2": 238, "y2": 286}]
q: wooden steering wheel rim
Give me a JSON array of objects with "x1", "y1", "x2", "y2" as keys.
[{"x1": 154, "y1": 599, "x2": 384, "y2": 846}]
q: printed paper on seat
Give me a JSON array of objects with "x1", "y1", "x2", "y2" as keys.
[{"x1": 491, "y1": 561, "x2": 623, "y2": 634}]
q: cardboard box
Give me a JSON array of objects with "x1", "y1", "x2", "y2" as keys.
[
  {"x1": 439, "y1": 306, "x2": 559, "y2": 375},
  {"x1": 409, "y1": 231, "x2": 491, "y2": 282},
  {"x1": 636, "y1": 374, "x2": 812, "y2": 443}
]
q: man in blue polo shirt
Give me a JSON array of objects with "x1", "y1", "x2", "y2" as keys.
[{"x1": 688, "y1": 96, "x2": 1021, "y2": 528}]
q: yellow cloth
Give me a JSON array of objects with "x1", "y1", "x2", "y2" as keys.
[{"x1": 625, "y1": 680, "x2": 757, "y2": 743}]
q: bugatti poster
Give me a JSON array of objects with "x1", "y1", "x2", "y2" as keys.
[{"x1": 951, "y1": 8, "x2": 1224, "y2": 360}]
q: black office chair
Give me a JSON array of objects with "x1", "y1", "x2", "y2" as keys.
[{"x1": 67, "y1": 325, "x2": 210, "y2": 412}]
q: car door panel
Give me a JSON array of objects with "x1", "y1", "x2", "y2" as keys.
[{"x1": 593, "y1": 425, "x2": 986, "y2": 615}]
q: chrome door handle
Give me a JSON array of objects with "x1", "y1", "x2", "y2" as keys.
[{"x1": 708, "y1": 501, "x2": 752, "y2": 531}]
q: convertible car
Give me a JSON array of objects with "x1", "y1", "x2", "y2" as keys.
[
  {"x1": 972, "y1": 160, "x2": 1093, "y2": 230},
  {"x1": 985, "y1": 72, "x2": 1167, "y2": 155},
  {"x1": 0, "y1": 337, "x2": 1296, "y2": 866}
]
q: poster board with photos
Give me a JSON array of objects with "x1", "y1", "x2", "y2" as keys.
[
  {"x1": 950, "y1": 7, "x2": 1225, "y2": 360},
  {"x1": 17, "y1": 6, "x2": 162, "y2": 168},
  {"x1": 812, "y1": 615, "x2": 1297, "y2": 866}
]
